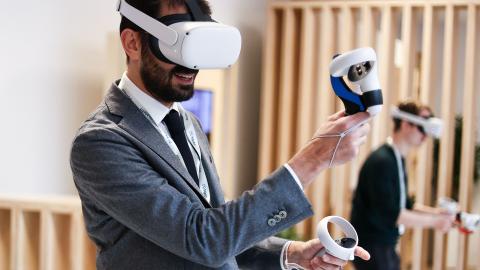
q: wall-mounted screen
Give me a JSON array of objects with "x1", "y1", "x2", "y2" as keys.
[{"x1": 181, "y1": 89, "x2": 213, "y2": 139}]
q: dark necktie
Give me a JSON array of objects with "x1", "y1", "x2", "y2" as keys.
[{"x1": 163, "y1": 110, "x2": 199, "y2": 185}]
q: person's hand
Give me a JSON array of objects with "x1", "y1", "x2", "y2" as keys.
[
  {"x1": 312, "y1": 111, "x2": 370, "y2": 167},
  {"x1": 288, "y1": 111, "x2": 371, "y2": 187},
  {"x1": 433, "y1": 214, "x2": 455, "y2": 233},
  {"x1": 286, "y1": 239, "x2": 370, "y2": 270}
]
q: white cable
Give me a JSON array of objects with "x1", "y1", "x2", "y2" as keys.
[{"x1": 311, "y1": 118, "x2": 369, "y2": 168}]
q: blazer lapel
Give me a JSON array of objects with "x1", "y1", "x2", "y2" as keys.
[{"x1": 105, "y1": 84, "x2": 212, "y2": 207}]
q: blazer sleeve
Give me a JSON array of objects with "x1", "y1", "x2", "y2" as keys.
[{"x1": 70, "y1": 127, "x2": 313, "y2": 268}]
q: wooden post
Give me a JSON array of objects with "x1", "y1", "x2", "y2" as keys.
[
  {"x1": 412, "y1": 4, "x2": 436, "y2": 270},
  {"x1": 433, "y1": 5, "x2": 458, "y2": 270},
  {"x1": 456, "y1": 5, "x2": 477, "y2": 270},
  {"x1": 295, "y1": 7, "x2": 316, "y2": 239},
  {"x1": 277, "y1": 8, "x2": 298, "y2": 167},
  {"x1": 309, "y1": 5, "x2": 337, "y2": 239},
  {"x1": 258, "y1": 7, "x2": 281, "y2": 179}
]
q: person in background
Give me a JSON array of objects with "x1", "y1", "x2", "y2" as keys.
[
  {"x1": 350, "y1": 101, "x2": 455, "y2": 270},
  {"x1": 70, "y1": 0, "x2": 371, "y2": 269}
]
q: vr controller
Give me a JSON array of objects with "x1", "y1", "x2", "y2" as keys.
[
  {"x1": 316, "y1": 216, "x2": 358, "y2": 261},
  {"x1": 391, "y1": 106, "x2": 443, "y2": 138},
  {"x1": 438, "y1": 197, "x2": 480, "y2": 234},
  {"x1": 329, "y1": 47, "x2": 383, "y2": 116}
]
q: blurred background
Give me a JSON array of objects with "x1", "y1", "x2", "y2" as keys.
[{"x1": 0, "y1": 0, "x2": 479, "y2": 269}]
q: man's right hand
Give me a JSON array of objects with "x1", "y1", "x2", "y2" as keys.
[
  {"x1": 433, "y1": 214, "x2": 455, "y2": 233},
  {"x1": 288, "y1": 111, "x2": 371, "y2": 188}
]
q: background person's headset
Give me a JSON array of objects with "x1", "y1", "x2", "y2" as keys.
[
  {"x1": 391, "y1": 106, "x2": 443, "y2": 138},
  {"x1": 117, "y1": 0, "x2": 242, "y2": 69}
]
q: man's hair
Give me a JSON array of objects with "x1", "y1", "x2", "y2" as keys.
[
  {"x1": 393, "y1": 101, "x2": 433, "y2": 132},
  {"x1": 119, "y1": 0, "x2": 212, "y2": 62}
]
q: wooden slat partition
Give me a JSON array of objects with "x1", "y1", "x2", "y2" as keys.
[
  {"x1": 259, "y1": 1, "x2": 480, "y2": 269},
  {"x1": 0, "y1": 195, "x2": 96, "y2": 270}
]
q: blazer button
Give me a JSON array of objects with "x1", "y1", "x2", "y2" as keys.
[
  {"x1": 279, "y1": 210, "x2": 287, "y2": 219},
  {"x1": 267, "y1": 218, "x2": 277, "y2": 227},
  {"x1": 274, "y1": 215, "x2": 282, "y2": 222}
]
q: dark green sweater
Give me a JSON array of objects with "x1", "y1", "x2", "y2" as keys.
[{"x1": 350, "y1": 144, "x2": 413, "y2": 246}]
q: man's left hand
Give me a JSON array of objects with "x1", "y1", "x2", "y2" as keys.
[{"x1": 286, "y1": 239, "x2": 370, "y2": 270}]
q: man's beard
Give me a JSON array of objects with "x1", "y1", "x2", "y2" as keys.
[{"x1": 139, "y1": 44, "x2": 198, "y2": 103}]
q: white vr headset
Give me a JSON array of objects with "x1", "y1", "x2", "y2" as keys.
[
  {"x1": 116, "y1": 0, "x2": 242, "y2": 69},
  {"x1": 391, "y1": 106, "x2": 443, "y2": 138}
]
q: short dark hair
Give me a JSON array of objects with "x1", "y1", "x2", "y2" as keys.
[
  {"x1": 393, "y1": 101, "x2": 433, "y2": 132},
  {"x1": 119, "y1": 0, "x2": 212, "y2": 62}
]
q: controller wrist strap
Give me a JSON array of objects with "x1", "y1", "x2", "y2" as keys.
[{"x1": 311, "y1": 118, "x2": 369, "y2": 168}]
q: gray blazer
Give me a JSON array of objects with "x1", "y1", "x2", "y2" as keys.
[{"x1": 70, "y1": 83, "x2": 313, "y2": 269}]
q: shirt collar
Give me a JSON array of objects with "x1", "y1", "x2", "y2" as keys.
[{"x1": 118, "y1": 72, "x2": 179, "y2": 125}]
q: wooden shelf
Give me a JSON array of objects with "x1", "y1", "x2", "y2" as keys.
[{"x1": 0, "y1": 195, "x2": 96, "y2": 270}]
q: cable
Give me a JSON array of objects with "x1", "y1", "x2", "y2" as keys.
[{"x1": 311, "y1": 118, "x2": 369, "y2": 168}]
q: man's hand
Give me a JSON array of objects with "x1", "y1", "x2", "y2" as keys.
[
  {"x1": 433, "y1": 214, "x2": 455, "y2": 233},
  {"x1": 288, "y1": 111, "x2": 371, "y2": 188},
  {"x1": 286, "y1": 239, "x2": 370, "y2": 270}
]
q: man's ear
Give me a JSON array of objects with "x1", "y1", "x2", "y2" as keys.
[{"x1": 121, "y1": 29, "x2": 143, "y2": 62}]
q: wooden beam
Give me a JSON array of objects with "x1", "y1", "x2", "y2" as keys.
[
  {"x1": 295, "y1": 7, "x2": 316, "y2": 239},
  {"x1": 276, "y1": 8, "x2": 297, "y2": 166},
  {"x1": 433, "y1": 5, "x2": 458, "y2": 270},
  {"x1": 412, "y1": 5, "x2": 436, "y2": 270},
  {"x1": 357, "y1": 6, "x2": 378, "y2": 166},
  {"x1": 272, "y1": 0, "x2": 480, "y2": 9},
  {"x1": 399, "y1": 4, "x2": 416, "y2": 100},
  {"x1": 456, "y1": 5, "x2": 477, "y2": 270},
  {"x1": 258, "y1": 7, "x2": 280, "y2": 179},
  {"x1": 309, "y1": 5, "x2": 337, "y2": 239},
  {"x1": 296, "y1": 8, "x2": 316, "y2": 152},
  {"x1": 376, "y1": 6, "x2": 396, "y2": 145}
]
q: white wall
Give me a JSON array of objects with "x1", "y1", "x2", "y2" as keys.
[
  {"x1": 0, "y1": 1, "x2": 119, "y2": 194},
  {"x1": 0, "y1": 0, "x2": 267, "y2": 195},
  {"x1": 208, "y1": 0, "x2": 268, "y2": 193}
]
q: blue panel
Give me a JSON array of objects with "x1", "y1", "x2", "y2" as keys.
[{"x1": 181, "y1": 89, "x2": 213, "y2": 133}]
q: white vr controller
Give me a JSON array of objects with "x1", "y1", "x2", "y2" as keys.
[
  {"x1": 329, "y1": 47, "x2": 383, "y2": 116},
  {"x1": 390, "y1": 106, "x2": 443, "y2": 138},
  {"x1": 316, "y1": 216, "x2": 358, "y2": 261}
]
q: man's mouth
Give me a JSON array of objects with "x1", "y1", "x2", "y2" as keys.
[{"x1": 174, "y1": 72, "x2": 196, "y2": 84}]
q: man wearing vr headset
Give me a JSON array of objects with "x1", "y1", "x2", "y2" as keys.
[
  {"x1": 350, "y1": 101, "x2": 455, "y2": 270},
  {"x1": 70, "y1": 0, "x2": 371, "y2": 269}
]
